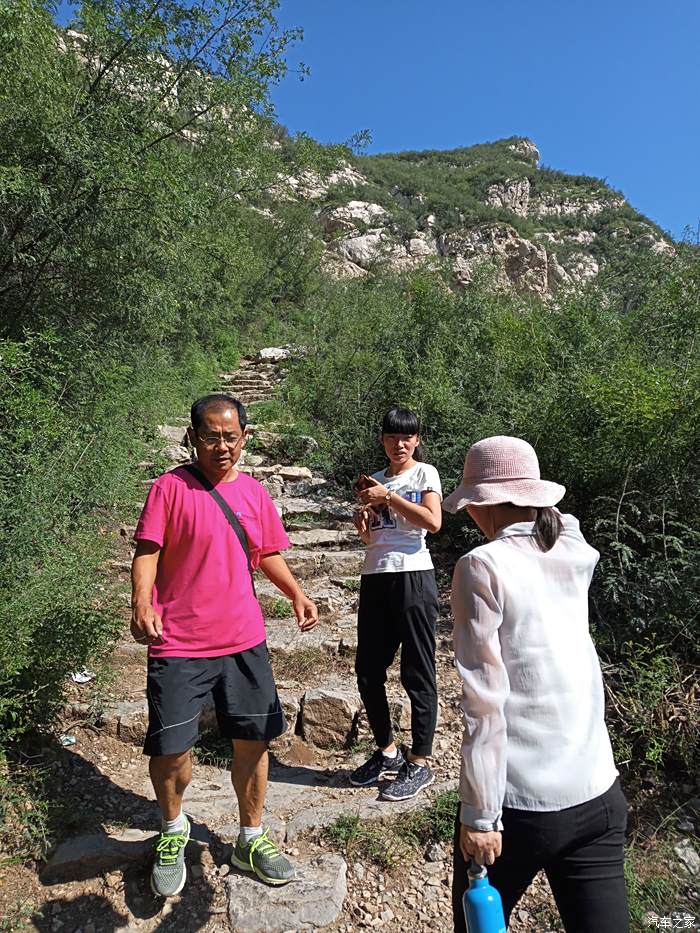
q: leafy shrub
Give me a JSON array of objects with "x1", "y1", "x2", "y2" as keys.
[
  {"x1": 0, "y1": 0, "x2": 331, "y2": 747},
  {"x1": 324, "y1": 814, "x2": 409, "y2": 869},
  {"x1": 398, "y1": 789, "x2": 459, "y2": 846},
  {"x1": 286, "y1": 255, "x2": 700, "y2": 781},
  {"x1": 0, "y1": 760, "x2": 51, "y2": 864}
]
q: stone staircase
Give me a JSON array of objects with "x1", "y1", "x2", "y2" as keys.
[{"x1": 49, "y1": 348, "x2": 466, "y2": 933}]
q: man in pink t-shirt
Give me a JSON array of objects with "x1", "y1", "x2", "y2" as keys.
[{"x1": 131, "y1": 394, "x2": 318, "y2": 898}]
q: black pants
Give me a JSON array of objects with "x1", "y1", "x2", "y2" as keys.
[
  {"x1": 355, "y1": 569, "x2": 439, "y2": 758},
  {"x1": 452, "y1": 779, "x2": 629, "y2": 933}
]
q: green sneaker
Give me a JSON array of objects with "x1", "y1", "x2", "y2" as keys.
[
  {"x1": 231, "y1": 829, "x2": 295, "y2": 885},
  {"x1": 150, "y1": 816, "x2": 190, "y2": 897}
]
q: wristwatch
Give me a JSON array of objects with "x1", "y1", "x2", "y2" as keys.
[{"x1": 385, "y1": 491, "x2": 392, "y2": 506}]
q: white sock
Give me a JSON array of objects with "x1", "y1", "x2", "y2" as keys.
[
  {"x1": 382, "y1": 747, "x2": 398, "y2": 759},
  {"x1": 161, "y1": 810, "x2": 187, "y2": 835},
  {"x1": 239, "y1": 825, "x2": 263, "y2": 846}
]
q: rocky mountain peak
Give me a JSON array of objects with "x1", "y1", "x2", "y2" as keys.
[{"x1": 268, "y1": 136, "x2": 674, "y2": 297}]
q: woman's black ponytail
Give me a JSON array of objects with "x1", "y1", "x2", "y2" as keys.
[{"x1": 534, "y1": 507, "x2": 563, "y2": 552}]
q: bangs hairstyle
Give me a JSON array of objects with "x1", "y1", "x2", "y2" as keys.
[
  {"x1": 381, "y1": 407, "x2": 425, "y2": 462},
  {"x1": 190, "y1": 394, "x2": 248, "y2": 432}
]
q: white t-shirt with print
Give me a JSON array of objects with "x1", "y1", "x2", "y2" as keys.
[{"x1": 362, "y1": 462, "x2": 442, "y2": 574}]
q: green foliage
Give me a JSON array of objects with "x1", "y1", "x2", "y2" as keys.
[
  {"x1": 324, "y1": 814, "x2": 408, "y2": 869},
  {"x1": 325, "y1": 791, "x2": 459, "y2": 870},
  {"x1": 603, "y1": 644, "x2": 698, "y2": 778},
  {"x1": 0, "y1": 760, "x2": 50, "y2": 864},
  {"x1": 398, "y1": 789, "x2": 459, "y2": 846},
  {"x1": 193, "y1": 727, "x2": 232, "y2": 769},
  {"x1": 287, "y1": 255, "x2": 700, "y2": 781},
  {"x1": 264, "y1": 597, "x2": 292, "y2": 619},
  {"x1": 0, "y1": 0, "x2": 330, "y2": 745},
  {"x1": 0, "y1": 901, "x2": 33, "y2": 933},
  {"x1": 0, "y1": 333, "x2": 213, "y2": 739},
  {"x1": 327, "y1": 136, "x2": 669, "y2": 274},
  {"x1": 624, "y1": 849, "x2": 677, "y2": 930}
]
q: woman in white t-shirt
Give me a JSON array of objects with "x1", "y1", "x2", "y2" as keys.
[{"x1": 349, "y1": 407, "x2": 443, "y2": 801}]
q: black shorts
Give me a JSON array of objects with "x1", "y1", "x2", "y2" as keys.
[{"x1": 143, "y1": 641, "x2": 287, "y2": 756}]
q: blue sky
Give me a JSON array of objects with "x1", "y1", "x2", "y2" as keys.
[
  {"x1": 270, "y1": 0, "x2": 699, "y2": 240},
  {"x1": 55, "y1": 0, "x2": 699, "y2": 239}
]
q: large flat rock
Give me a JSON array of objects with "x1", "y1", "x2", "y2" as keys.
[
  {"x1": 227, "y1": 853, "x2": 346, "y2": 931},
  {"x1": 284, "y1": 549, "x2": 364, "y2": 580},
  {"x1": 156, "y1": 424, "x2": 187, "y2": 445},
  {"x1": 266, "y1": 619, "x2": 335, "y2": 654},
  {"x1": 41, "y1": 826, "x2": 209, "y2": 884},
  {"x1": 285, "y1": 779, "x2": 459, "y2": 841},
  {"x1": 288, "y1": 528, "x2": 356, "y2": 549}
]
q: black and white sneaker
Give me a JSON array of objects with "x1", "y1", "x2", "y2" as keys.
[
  {"x1": 349, "y1": 748, "x2": 406, "y2": 787},
  {"x1": 379, "y1": 760, "x2": 434, "y2": 801}
]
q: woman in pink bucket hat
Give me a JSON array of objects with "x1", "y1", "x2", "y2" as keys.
[{"x1": 447, "y1": 436, "x2": 629, "y2": 933}]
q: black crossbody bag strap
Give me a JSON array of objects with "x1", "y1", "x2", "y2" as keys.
[{"x1": 182, "y1": 463, "x2": 256, "y2": 595}]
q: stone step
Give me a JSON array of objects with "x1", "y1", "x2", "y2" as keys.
[
  {"x1": 219, "y1": 381, "x2": 277, "y2": 393},
  {"x1": 284, "y1": 477, "x2": 328, "y2": 498},
  {"x1": 159, "y1": 443, "x2": 190, "y2": 464},
  {"x1": 191, "y1": 763, "x2": 458, "y2": 844},
  {"x1": 279, "y1": 496, "x2": 353, "y2": 521},
  {"x1": 284, "y1": 516, "x2": 343, "y2": 532},
  {"x1": 284, "y1": 548, "x2": 365, "y2": 580},
  {"x1": 253, "y1": 464, "x2": 313, "y2": 481},
  {"x1": 288, "y1": 528, "x2": 357, "y2": 549},
  {"x1": 220, "y1": 380, "x2": 277, "y2": 391},
  {"x1": 156, "y1": 424, "x2": 187, "y2": 444},
  {"x1": 267, "y1": 619, "x2": 347, "y2": 656},
  {"x1": 253, "y1": 430, "x2": 319, "y2": 453},
  {"x1": 273, "y1": 610, "x2": 356, "y2": 643},
  {"x1": 40, "y1": 826, "x2": 211, "y2": 884},
  {"x1": 284, "y1": 778, "x2": 459, "y2": 842},
  {"x1": 223, "y1": 391, "x2": 274, "y2": 404},
  {"x1": 257, "y1": 578, "x2": 354, "y2": 617},
  {"x1": 238, "y1": 362, "x2": 281, "y2": 374},
  {"x1": 279, "y1": 497, "x2": 325, "y2": 517},
  {"x1": 219, "y1": 368, "x2": 275, "y2": 377},
  {"x1": 227, "y1": 853, "x2": 347, "y2": 932}
]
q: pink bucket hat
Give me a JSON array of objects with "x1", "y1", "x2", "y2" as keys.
[{"x1": 443, "y1": 435, "x2": 565, "y2": 513}]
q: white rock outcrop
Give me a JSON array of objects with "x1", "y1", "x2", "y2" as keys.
[
  {"x1": 320, "y1": 251, "x2": 367, "y2": 279},
  {"x1": 535, "y1": 230, "x2": 596, "y2": 247},
  {"x1": 331, "y1": 230, "x2": 387, "y2": 269},
  {"x1": 280, "y1": 161, "x2": 368, "y2": 200},
  {"x1": 564, "y1": 252, "x2": 600, "y2": 284},
  {"x1": 508, "y1": 139, "x2": 541, "y2": 163},
  {"x1": 486, "y1": 177, "x2": 530, "y2": 216},
  {"x1": 440, "y1": 224, "x2": 550, "y2": 294},
  {"x1": 257, "y1": 346, "x2": 291, "y2": 363},
  {"x1": 438, "y1": 224, "x2": 602, "y2": 294},
  {"x1": 531, "y1": 194, "x2": 624, "y2": 218},
  {"x1": 318, "y1": 200, "x2": 387, "y2": 234},
  {"x1": 408, "y1": 233, "x2": 439, "y2": 257}
]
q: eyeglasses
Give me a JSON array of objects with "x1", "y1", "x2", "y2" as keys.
[{"x1": 196, "y1": 431, "x2": 244, "y2": 448}]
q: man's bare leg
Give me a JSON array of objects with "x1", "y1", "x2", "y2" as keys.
[
  {"x1": 149, "y1": 751, "x2": 192, "y2": 897},
  {"x1": 231, "y1": 739, "x2": 268, "y2": 826},
  {"x1": 230, "y1": 738, "x2": 293, "y2": 882},
  {"x1": 150, "y1": 751, "x2": 192, "y2": 820}
]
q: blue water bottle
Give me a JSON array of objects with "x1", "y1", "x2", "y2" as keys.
[{"x1": 463, "y1": 859, "x2": 507, "y2": 933}]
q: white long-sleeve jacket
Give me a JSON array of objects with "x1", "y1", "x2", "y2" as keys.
[{"x1": 451, "y1": 513, "x2": 618, "y2": 830}]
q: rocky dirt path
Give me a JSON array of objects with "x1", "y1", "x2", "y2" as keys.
[{"x1": 34, "y1": 351, "x2": 563, "y2": 933}]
